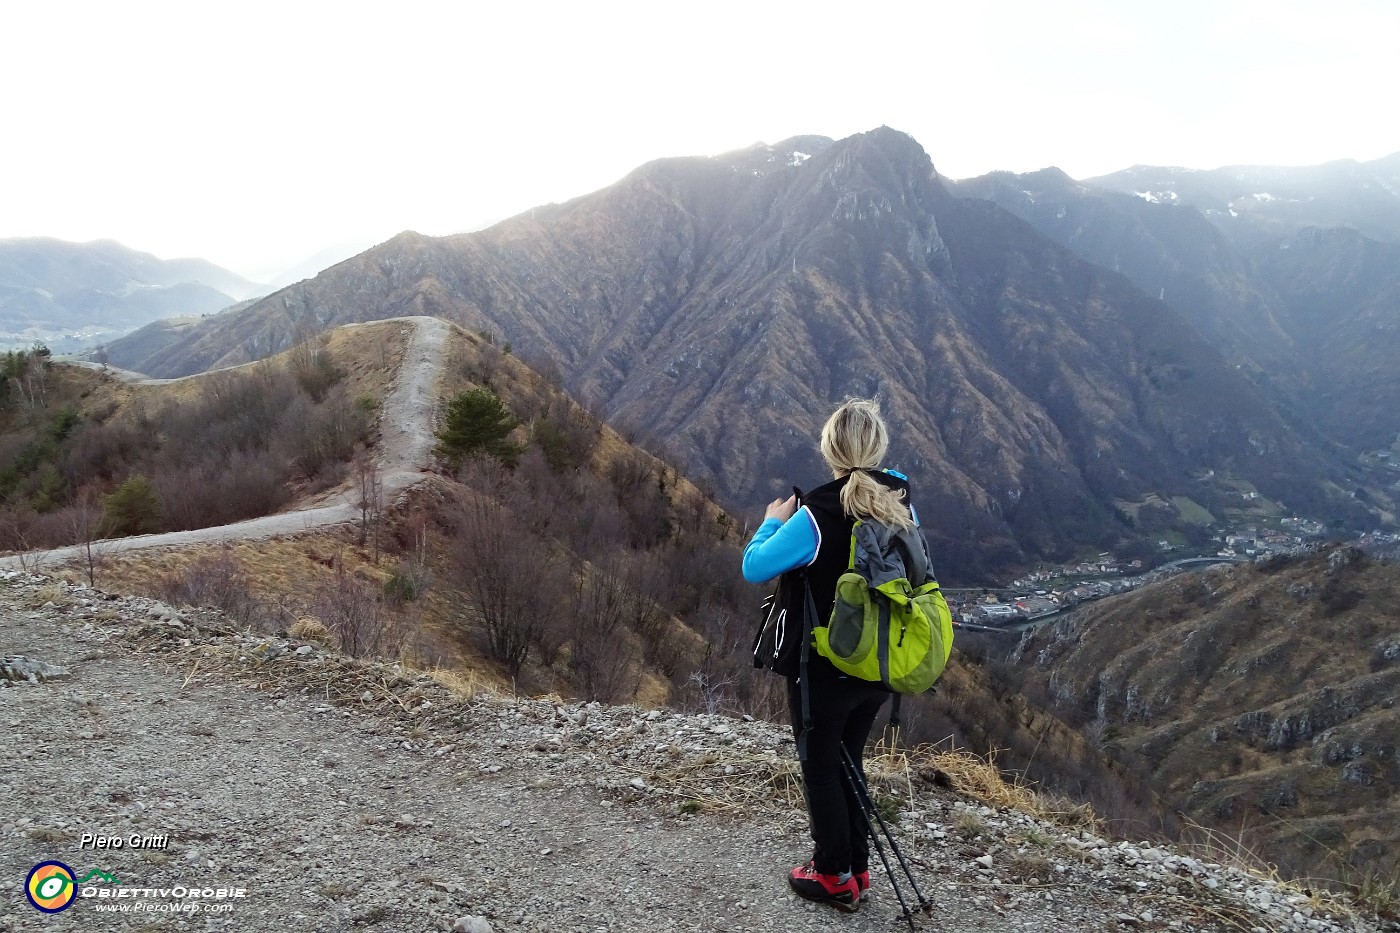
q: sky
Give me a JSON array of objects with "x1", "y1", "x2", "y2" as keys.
[{"x1": 4, "y1": 0, "x2": 1399, "y2": 282}]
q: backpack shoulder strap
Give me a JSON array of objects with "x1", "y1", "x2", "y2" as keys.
[{"x1": 797, "y1": 574, "x2": 817, "y2": 762}]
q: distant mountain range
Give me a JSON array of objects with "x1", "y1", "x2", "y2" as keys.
[
  {"x1": 952, "y1": 154, "x2": 1400, "y2": 453},
  {"x1": 99, "y1": 128, "x2": 1395, "y2": 580},
  {"x1": 1088, "y1": 152, "x2": 1400, "y2": 245},
  {"x1": 0, "y1": 238, "x2": 267, "y2": 353}
]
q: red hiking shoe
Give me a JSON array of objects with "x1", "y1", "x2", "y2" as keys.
[
  {"x1": 801, "y1": 859, "x2": 870, "y2": 895},
  {"x1": 788, "y1": 863, "x2": 860, "y2": 912}
]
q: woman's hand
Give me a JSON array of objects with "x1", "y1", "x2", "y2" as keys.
[{"x1": 764, "y1": 494, "x2": 797, "y2": 523}]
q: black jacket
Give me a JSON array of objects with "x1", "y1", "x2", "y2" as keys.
[{"x1": 767, "y1": 470, "x2": 913, "y2": 680}]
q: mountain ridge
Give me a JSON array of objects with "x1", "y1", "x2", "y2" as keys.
[
  {"x1": 1086, "y1": 151, "x2": 1400, "y2": 246},
  {"x1": 100, "y1": 128, "x2": 1381, "y2": 579},
  {"x1": 1009, "y1": 546, "x2": 1400, "y2": 882},
  {"x1": 953, "y1": 162, "x2": 1400, "y2": 456}
]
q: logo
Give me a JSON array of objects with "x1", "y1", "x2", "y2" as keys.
[{"x1": 26, "y1": 861, "x2": 77, "y2": 913}]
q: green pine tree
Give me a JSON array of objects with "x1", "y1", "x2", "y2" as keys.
[
  {"x1": 101, "y1": 475, "x2": 163, "y2": 537},
  {"x1": 435, "y1": 389, "x2": 522, "y2": 469}
]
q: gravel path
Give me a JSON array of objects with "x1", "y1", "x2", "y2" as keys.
[
  {"x1": 0, "y1": 316, "x2": 451, "y2": 573},
  {"x1": 2, "y1": 573, "x2": 1388, "y2": 933}
]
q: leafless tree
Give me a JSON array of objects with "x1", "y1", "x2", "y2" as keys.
[
  {"x1": 7, "y1": 345, "x2": 50, "y2": 409},
  {"x1": 396, "y1": 518, "x2": 433, "y2": 599},
  {"x1": 313, "y1": 563, "x2": 396, "y2": 659},
  {"x1": 453, "y1": 473, "x2": 565, "y2": 683},
  {"x1": 567, "y1": 553, "x2": 642, "y2": 703},
  {"x1": 69, "y1": 488, "x2": 104, "y2": 587},
  {"x1": 355, "y1": 453, "x2": 383, "y2": 559}
]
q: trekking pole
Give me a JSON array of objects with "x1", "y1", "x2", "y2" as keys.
[
  {"x1": 841, "y1": 746, "x2": 933, "y2": 915},
  {"x1": 840, "y1": 750, "x2": 916, "y2": 929}
]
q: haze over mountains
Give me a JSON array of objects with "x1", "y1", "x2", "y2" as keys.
[
  {"x1": 1089, "y1": 153, "x2": 1400, "y2": 246},
  {"x1": 0, "y1": 238, "x2": 268, "y2": 353},
  {"x1": 92, "y1": 128, "x2": 1397, "y2": 580},
  {"x1": 0, "y1": 237, "x2": 393, "y2": 355}
]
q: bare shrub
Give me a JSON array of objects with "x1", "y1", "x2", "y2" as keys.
[
  {"x1": 312, "y1": 564, "x2": 397, "y2": 659},
  {"x1": 17, "y1": 507, "x2": 73, "y2": 551},
  {"x1": 607, "y1": 447, "x2": 654, "y2": 500},
  {"x1": 69, "y1": 488, "x2": 103, "y2": 586},
  {"x1": 282, "y1": 391, "x2": 371, "y2": 480},
  {"x1": 384, "y1": 520, "x2": 432, "y2": 608},
  {"x1": 551, "y1": 469, "x2": 628, "y2": 554},
  {"x1": 152, "y1": 451, "x2": 287, "y2": 531},
  {"x1": 155, "y1": 551, "x2": 274, "y2": 631},
  {"x1": 452, "y1": 465, "x2": 565, "y2": 681},
  {"x1": 532, "y1": 394, "x2": 601, "y2": 473},
  {"x1": 60, "y1": 415, "x2": 143, "y2": 484},
  {"x1": 676, "y1": 602, "x2": 750, "y2": 713},
  {"x1": 354, "y1": 454, "x2": 383, "y2": 557},
  {"x1": 684, "y1": 668, "x2": 735, "y2": 715},
  {"x1": 0, "y1": 506, "x2": 34, "y2": 551},
  {"x1": 567, "y1": 554, "x2": 642, "y2": 703},
  {"x1": 288, "y1": 335, "x2": 344, "y2": 403}
]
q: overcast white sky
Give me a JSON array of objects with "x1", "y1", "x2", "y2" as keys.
[{"x1": 4, "y1": 0, "x2": 1398, "y2": 281}]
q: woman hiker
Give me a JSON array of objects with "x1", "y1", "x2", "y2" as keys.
[{"x1": 741, "y1": 397, "x2": 922, "y2": 912}]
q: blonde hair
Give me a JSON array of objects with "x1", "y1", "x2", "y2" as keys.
[{"x1": 819, "y1": 398, "x2": 915, "y2": 530}]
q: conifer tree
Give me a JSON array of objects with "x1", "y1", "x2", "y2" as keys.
[
  {"x1": 101, "y1": 475, "x2": 163, "y2": 537},
  {"x1": 435, "y1": 389, "x2": 522, "y2": 469}
]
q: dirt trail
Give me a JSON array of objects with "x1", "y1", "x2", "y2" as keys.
[
  {"x1": 0, "y1": 316, "x2": 452, "y2": 572},
  {"x1": 5, "y1": 576, "x2": 1378, "y2": 932}
]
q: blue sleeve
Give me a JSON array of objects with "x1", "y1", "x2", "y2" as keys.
[
  {"x1": 881, "y1": 469, "x2": 919, "y2": 526},
  {"x1": 742, "y1": 507, "x2": 820, "y2": 583}
]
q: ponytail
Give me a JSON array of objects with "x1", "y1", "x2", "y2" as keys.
[
  {"x1": 819, "y1": 398, "x2": 914, "y2": 530},
  {"x1": 841, "y1": 469, "x2": 915, "y2": 530}
]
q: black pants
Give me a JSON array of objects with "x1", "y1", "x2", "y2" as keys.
[{"x1": 786, "y1": 672, "x2": 889, "y2": 876}]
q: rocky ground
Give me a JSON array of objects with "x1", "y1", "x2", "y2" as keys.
[{"x1": 2, "y1": 570, "x2": 1392, "y2": 933}]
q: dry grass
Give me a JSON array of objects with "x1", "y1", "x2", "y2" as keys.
[
  {"x1": 954, "y1": 809, "x2": 986, "y2": 839},
  {"x1": 27, "y1": 583, "x2": 73, "y2": 608},
  {"x1": 1007, "y1": 851, "x2": 1053, "y2": 882},
  {"x1": 417, "y1": 665, "x2": 503, "y2": 701},
  {"x1": 61, "y1": 535, "x2": 355, "y2": 614},
  {"x1": 26, "y1": 827, "x2": 67, "y2": 844},
  {"x1": 1178, "y1": 817, "x2": 1399, "y2": 927},
  {"x1": 619, "y1": 751, "x2": 806, "y2": 815},
  {"x1": 288, "y1": 618, "x2": 332, "y2": 644},
  {"x1": 629, "y1": 734, "x2": 1111, "y2": 829},
  {"x1": 1353, "y1": 867, "x2": 1400, "y2": 923},
  {"x1": 867, "y1": 738, "x2": 1101, "y2": 833}
]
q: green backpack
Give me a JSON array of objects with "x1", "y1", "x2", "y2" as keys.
[{"x1": 813, "y1": 519, "x2": 953, "y2": 694}]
